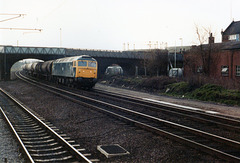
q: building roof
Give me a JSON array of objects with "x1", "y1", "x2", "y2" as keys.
[
  {"x1": 53, "y1": 55, "x2": 96, "y2": 63},
  {"x1": 221, "y1": 41, "x2": 240, "y2": 50},
  {"x1": 222, "y1": 20, "x2": 240, "y2": 35}
]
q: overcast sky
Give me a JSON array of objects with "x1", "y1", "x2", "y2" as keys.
[{"x1": 0, "y1": 0, "x2": 240, "y2": 50}]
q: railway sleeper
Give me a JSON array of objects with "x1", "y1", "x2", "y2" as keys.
[
  {"x1": 24, "y1": 142, "x2": 59, "y2": 148},
  {"x1": 83, "y1": 153, "x2": 91, "y2": 157},
  {"x1": 17, "y1": 129, "x2": 46, "y2": 135},
  {"x1": 76, "y1": 148, "x2": 86, "y2": 152},
  {"x1": 52, "y1": 128, "x2": 60, "y2": 131},
  {"x1": 15, "y1": 127, "x2": 43, "y2": 132},
  {"x1": 17, "y1": 131, "x2": 46, "y2": 136},
  {"x1": 21, "y1": 135, "x2": 51, "y2": 141},
  {"x1": 33, "y1": 155, "x2": 74, "y2": 163},
  {"x1": 59, "y1": 133, "x2": 68, "y2": 137},
  {"x1": 16, "y1": 126, "x2": 41, "y2": 130},
  {"x1": 61, "y1": 137, "x2": 77, "y2": 142},
  {"x1": 20, "y1": 119, "x2": 35, "y2": 123},
  {"x1": 17, "y1": 122, "x2": 37, "y2": 126},
  {"x1": 28, "y1": 146, "x2": 63, "y2": 153},
  {"x1": 31, "y1": 150, "x2": 68, "y2": 157},
  {"x1": 61, "y1": 136, "x2": 71, "y2": 140},
  {"x1": 14, "y1": 124, "x2": 38, "y2": 127},
  {"x1": 90, "y1": 159, "x2": 100, "y2": 162},
  {"x1": 48, "y1": 126, "x2": 57, "y2": 129},
  {"x1": 20, "y1": 132, "x2": 48, "y2": 138},
  {"x1": 44, "y1": 122, "x2": 52, "y2": 125},
  {"x1": 23, "y1": 139, "x2": 55, "y2": 145},
  {"x1": 21, "y1": 117, "x2": 34, "y2": 120}
]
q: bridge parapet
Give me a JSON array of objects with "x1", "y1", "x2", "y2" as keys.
[
  {"x1": 0, "y1": 46, "x2": 65, "y2": 55},
  {"x1": 65, "y1": 48, "x2": 145, "y2": 59}
]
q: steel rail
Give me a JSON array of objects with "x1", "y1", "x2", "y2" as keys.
[
  {"x1": 88, "y1": 88, "x2": 240, "y2": 136},
  {"x1": 93, "y1": 88, "x2": 240, "y2": 127},
  {"x1": 17, "y1": 72, "x2": 240, "y2": 161},
  {"x1": 0, "y1": 87, "x2": 93, "y2": 163},
  {"x1": 92, "y1": 89, "x2": 240, "y2": 132},
  {"x1": 0, "y1": 105, "x2": 34, "y2": 163}
]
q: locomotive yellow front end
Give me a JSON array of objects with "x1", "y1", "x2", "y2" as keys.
[{"x1": 73, "y1": 56, "x2": 98, "y2": 88}]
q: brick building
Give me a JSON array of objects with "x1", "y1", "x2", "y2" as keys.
[
  {"x1": 222, "y1": 20, "x2": 240, "y2": 42},
  {"x1": 184, "y1": 21, "x2": 240, "y2": 86}
]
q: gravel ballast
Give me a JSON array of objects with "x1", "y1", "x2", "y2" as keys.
[
  {"x1": 0, "y1": 80, "x2": 227, "y2": 162},
  {"x1": 0, "y1": 113, "x2": 25, "y2": 162}
]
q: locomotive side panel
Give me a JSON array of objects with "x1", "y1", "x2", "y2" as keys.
[{"x1": 52, "y1": 62, "x2": 74, "y2": 78}]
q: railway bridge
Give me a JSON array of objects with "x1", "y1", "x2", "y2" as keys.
[{"x1": 0, "y1": 45, "x2": 146, "y2": 80}]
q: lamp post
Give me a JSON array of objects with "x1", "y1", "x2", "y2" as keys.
[
  {"x1": 179, "y1": 38, "x2": 183, "y2": 47},
  {"x1": 174, "y1": 41, "x2": 176, "y2": 68},
  {"x1": 60, "y1": 28, "x2": 62, "y2": 47}
]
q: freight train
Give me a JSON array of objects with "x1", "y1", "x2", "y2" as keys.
[{"x1": 23, "y1": 55, "x2": 98, "y2": 88}]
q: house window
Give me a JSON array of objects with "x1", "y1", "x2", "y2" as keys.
[
  {"x1": 221, "y1": 66, "x2": 229, "y2": 76},
  {"x1": 197, "y1": 66, "x2": 203, "y2": 73},
  {"x1": 229, "y1": 34, "x2": 239, "y2": 41},
  {"x1": 236, "y1": 65, "x2": 240, "y2": 76}
]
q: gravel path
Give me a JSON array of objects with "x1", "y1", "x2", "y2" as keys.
[{"x1": 0, "y1": 80, "x2": 229, "y2": 162}]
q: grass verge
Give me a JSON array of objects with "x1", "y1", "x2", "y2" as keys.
[{"x1": 100, "y1": 76, "x2": 240, "y2": 106}]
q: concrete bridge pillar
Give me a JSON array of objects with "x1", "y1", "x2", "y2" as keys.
[
  {"x1": 0, "y1": 53, "x2": 13, "y2": 80},
  {"x1": 0, "y1": 53, "x2": 7, "y2": 80}
]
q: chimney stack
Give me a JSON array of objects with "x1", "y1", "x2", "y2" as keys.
[{"x1": 209, "y1": 33, "x2": 214, "y2": 44}]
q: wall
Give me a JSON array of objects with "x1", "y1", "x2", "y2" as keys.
[{"x1": 184, "y1": 46, "x2": 240, "y2": 85}]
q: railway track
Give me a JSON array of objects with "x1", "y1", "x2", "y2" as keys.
[
  {"x1": 91, "y1": 88, "x2": 240, "y2": 135},
  {"x1": 0, "y1": 88, "x2": 97, "y2": 163},
  {"x1": 17, "y1": 72, "x2": 240, "y2": 162}
]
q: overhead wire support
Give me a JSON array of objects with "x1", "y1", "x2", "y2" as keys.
[
  {"x1": 0, "y1": 14, "x2": 42, "y2": 32},
  {"x1": 0, "y1": 27, "x2": 42, "y2": 32},
  {"x1": 0, "y1": 13, "x2": 26, "y2": 23}
]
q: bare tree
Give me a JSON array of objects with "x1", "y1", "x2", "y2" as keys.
[
  {"x1": 193, "y1": 25, "x2": 220, "y2": 76},
  {"x1": 144, "y1": 49, "x2": 168, "y2": 76}
]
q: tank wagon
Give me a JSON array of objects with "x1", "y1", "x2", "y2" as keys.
[
  {"x1": 35, "y1": 60, "x2": 53, "y2": 80},
  {"x1": 24, "y1": 62, "x2": 43, "y2": 76},
  {"x1": 105, "y1": 64, "x2": 123, "y2": 77},
  {"x1": 24, "y1": 63, "x2": 33, "y2": 75},
  {"x1": 24, "y1": 55, "x2": 98, "y2": 88}
]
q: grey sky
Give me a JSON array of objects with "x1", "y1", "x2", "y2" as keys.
[{"x1": 0, "y1": 0, "x2": 239, "y2": 50}]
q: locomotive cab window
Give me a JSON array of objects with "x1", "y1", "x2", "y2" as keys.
[
  {"x1": 73, "y1": 61, "x2": 76, "y2": 67},
  {"x1": 78, "y1": 61, "x2": 87, "y2": 67},
  {"x1": 88, "y1": 61, "x2": 97, "y2": 68}
]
